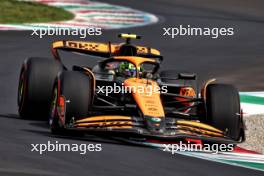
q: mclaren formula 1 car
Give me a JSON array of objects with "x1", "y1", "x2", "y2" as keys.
[{"x1": 18, "y1": 34, "x2": 245, "y2": 144}]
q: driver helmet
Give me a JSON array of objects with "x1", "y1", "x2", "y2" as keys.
[{"x1": 118, "y1": 62, "x2": 137, "y2": 77}]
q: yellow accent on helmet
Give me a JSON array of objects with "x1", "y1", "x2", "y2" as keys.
[{"x1": 118, "y1": 33, "x2": 141, "y2": 39}]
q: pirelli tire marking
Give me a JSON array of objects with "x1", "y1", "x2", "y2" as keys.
[{"x1": 0, "y1": 0, "x2": 158, "y2": 30}]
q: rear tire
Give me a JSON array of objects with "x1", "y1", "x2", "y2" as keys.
[
  {"x1": 18, "y1": 57, "x2": 63, "y2": 119},
  {"x1": 206, "y1": 84, "x2": 241, "y2": 141},
  {"x1": 49, "y1": 71, "x2": 93, "y2": 134}
]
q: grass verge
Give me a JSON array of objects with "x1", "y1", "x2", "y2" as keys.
[{"x1": 0, "y1": 0, "x2": 74, "y2": 24}]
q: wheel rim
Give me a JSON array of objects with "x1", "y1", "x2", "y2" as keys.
[
  {"x1": 18, "y1": 70, "x2": 25, "y2": 110},
  {"x1": 49, "y1": 86, "x2": 58, "y2": 126},
  {"x1": 18, "y1": 79, "x2": 24, "y2": 105}
]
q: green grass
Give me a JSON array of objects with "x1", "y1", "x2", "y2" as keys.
[{"x1": 0, "y1": 0, "x2": 74, "y2": 24}]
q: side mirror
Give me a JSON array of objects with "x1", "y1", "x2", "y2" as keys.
[
  {"x1": 178, "y1": 73, "x2": 196, "y2": 80},
  {"x1": 142, "y1": 71, "x2": 153, "y2": 79}
]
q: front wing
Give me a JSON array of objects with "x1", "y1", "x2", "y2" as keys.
[{"x1": 65, "y1": 115, "x2": 240, "y2": 144}]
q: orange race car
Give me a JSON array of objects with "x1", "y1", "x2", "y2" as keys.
[{"x1": 17, "y1": 34, "x2": 245, "y2": 144}]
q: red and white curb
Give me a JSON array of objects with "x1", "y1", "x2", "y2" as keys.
[
  {"x1": 174, "y1": 149, "x2": 264, "y2": 171},
  {"x1": 142, "y1": 142, "x2": 264, "y2": 171},
  {"x1": 0, "y1": 0, "x2": 158, "y2": 30}
]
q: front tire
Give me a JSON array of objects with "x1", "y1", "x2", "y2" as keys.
[
  {"x1": 49, "y1": 71, "x2": 93, "y2": 134},
  {"x1": 205, "y1": 84, "x2": 241, "y2": 141}
]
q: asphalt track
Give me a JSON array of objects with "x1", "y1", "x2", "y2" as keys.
[{"x1": 0, "y1": 0, "x2": 264, "y2": 175}]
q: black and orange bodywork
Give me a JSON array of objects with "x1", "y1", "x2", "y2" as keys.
[{"x1": 50, "y1": 34, "x2": 244, "y2": 144}]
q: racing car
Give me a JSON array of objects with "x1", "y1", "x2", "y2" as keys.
[{"x1": 18, "y1": 33, "x2": 245, "y2": 144}]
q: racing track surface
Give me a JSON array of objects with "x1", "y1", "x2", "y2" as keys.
[{"x1": 1, "y1": 0, "x2": 264, "y2": 175}]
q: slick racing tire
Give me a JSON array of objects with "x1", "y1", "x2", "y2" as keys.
[
  {"x1": 205, "y1": 84, "x2": 241, "y2": 141},
  {"x1": 18, "y1": 57, "x2": 63, "y2": 119},
  {"x1": 50, "y1": 71, "x2": 93, "y2": 134}
]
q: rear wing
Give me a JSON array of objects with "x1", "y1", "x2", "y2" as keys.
[{"x1": 51, "y1": 40, "x2": 163, "y2": 62}]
